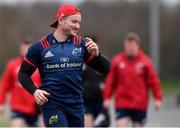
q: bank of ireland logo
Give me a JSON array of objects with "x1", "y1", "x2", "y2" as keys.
[
  {"x1": 49, "y1": 115, "x2": 58, "y2": 125},
  {"x1": 72, "y1": 48, "x2": 82, "y2": 56}
]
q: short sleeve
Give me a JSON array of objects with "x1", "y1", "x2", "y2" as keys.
[{"x1": 24, "y1": 41, "x2": 42, "y2": 67}]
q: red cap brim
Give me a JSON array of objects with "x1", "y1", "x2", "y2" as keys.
[{"x1": 50, "y1": 20, "x2": 58, "y2": 28}]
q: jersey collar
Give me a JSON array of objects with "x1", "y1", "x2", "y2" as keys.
[{"x1": 47, "y1": 33, "x2": 73, "y2": 45}]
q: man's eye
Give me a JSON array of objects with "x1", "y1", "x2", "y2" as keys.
[{"x1": 72, "y1": 20, "x2": 77, "y2": 23}]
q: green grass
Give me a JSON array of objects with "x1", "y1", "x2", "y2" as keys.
[{"x1": 161, "y1": 80, "x2": 180, "y2": 94}]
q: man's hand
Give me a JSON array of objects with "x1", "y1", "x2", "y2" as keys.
[
  {"x1": 155, "y1": 99, "x2": 162, "y2": 111},
  {"x1": 0, "y1": 105, "x2": 5, "y2": 113},
  {"x1": 34, "y1": 89, "x2": 50, "y2": 105},
  {"x1": 103, "y1": 99, "x2": 111, "y2": 109},
  {"x1": 85, "y1": 37, "x2": 99, "y2": 57}
]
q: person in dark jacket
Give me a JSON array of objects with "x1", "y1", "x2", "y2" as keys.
[{"x1": 83, "y1": 36, "x2": 109, "y2": 127}]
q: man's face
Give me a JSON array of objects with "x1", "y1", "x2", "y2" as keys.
[
  {"x1": 20, "y1": 43, "x2": 31, "y2": 57},
  {"x1": 59, "y1": 14, "x2": 81, "y2": 36},
  {"x1": 124, "y1": 40, "x2": 139, "y2": 57}
]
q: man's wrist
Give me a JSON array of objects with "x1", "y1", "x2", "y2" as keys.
[
  {"x1": 33, "y1": 88, "x2": 38, "y2": 95},
  {"x1": 96, "y1": 51, "x2": 100, "y2": 57},
  {"x1": 94, "y1": 52, "x2": 100, "y2": 57}
]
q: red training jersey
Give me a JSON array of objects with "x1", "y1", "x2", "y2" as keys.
[
  {"x1": 103, "y1": 50, "x2": 163, "y2": 111},
  {"x1": 0, "y1": 57, "x2": 41, "y2": 115}
]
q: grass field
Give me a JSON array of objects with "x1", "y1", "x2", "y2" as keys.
[{"x1": 161, "y1": 79, "x2": 180, "y2": 94}]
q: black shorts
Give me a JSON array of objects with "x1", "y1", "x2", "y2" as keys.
[
  {"x1": 84, "y1": 101, "x2": 102, "y2": 118},
  {"x1": 116, "y1": 108, "x2": 147, "y2": 125},
  {"x1": 11, "y1": 110, "x2": 39, "y2": 127}
]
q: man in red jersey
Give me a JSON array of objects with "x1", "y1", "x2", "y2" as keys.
[
  {"x1": 0, "y1": 39, "x2": 41, "y2": 127},
  {"x1": 103, "y1": 32, "x2": 163, "y2": 127}
]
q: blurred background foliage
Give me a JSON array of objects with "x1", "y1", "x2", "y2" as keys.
[{"x1": 0, "y1": 0, "x2": 180, "y2": 80}]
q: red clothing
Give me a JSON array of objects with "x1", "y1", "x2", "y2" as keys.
[
  {"x1": 103, "y1": 50, "x2": 162, "y2": 111},
  {"x1": 0, "y1": 57, "x2": 41, "y2": 115}
]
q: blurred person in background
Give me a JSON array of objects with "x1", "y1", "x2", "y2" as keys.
[
  {"x1": 18, "y1": 4, "x2": 109, "y2": 127},
  {"x1": 0, "y1": 39, "x2": 41, "y2": 127},
  {"x1": 83, "y1": 35, "x2": 110, "y2": 127},
  {"x1": 103, "y1": 32, "x2": 163, "y2": 127}
]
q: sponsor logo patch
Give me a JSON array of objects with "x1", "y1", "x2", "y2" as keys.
[
  {"x1": 49, "y1": 115, "x2": 58, "y2": 125},
  {"x1": 72, "y1": 48, "x2": 82, "y2": 56},
  {"x1": 44, "y1": 51, "x2": 54, "y2": 58},
  {"x1": 60, "y1": 57, "x2": 69, "y2": 62}
]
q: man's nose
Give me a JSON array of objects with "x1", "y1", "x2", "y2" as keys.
[{"x1": 75, "y1": 23, "x2": 80, "y2": 29}]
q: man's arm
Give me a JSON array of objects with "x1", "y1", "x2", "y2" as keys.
[
  {"x1": 87, "y1": 54, "x2": 110, "y2": 77},
  {"x1": 0, "y1": 61, "x2": 13, "y2": 104},
  {"x1": 18, "y1": 61, "x2": 37, "y2": 95},
  {"x1": 146, "y1": 59, "x2": 163, "y2": 110},
  {"x1": 103, "y1": 58, "x2": 118, "y2": 108},
  {"x1": 18, "y1": 61, "x2": 50, "y2": 105},
  {"x1": 0, "y1": 61, "x2": 14, "y2": 113},
  {"x1": 84, "y1": 37, "x2": 110, "y2": 76}
]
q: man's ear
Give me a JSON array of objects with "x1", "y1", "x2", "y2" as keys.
[{"x1": 58, "y1": 18, "x2": 63, "y2": 26}]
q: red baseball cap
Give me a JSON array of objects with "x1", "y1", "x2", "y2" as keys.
[{"x1": 50, "y1": 4, "x2": 81, "y2": 28}]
